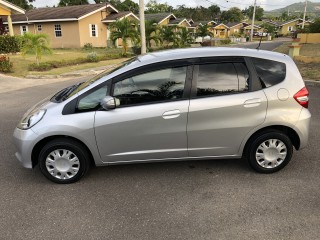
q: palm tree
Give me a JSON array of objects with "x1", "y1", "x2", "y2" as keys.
[
  {"x1": 196, "y1": 24, "x2": 213, "y2": 42},
  {"x1": 159, "y1": 26, "x2": 177, "y2": 48},
  {"x1": 21, "y1": 33, "x2": 52, "y2": 66},
  {"x1": 110, "y1": 18, "x2": 138, "y2": 56},
  {"x1": 145, "y1": 20, "x2": 160, "y2": 49},
  {"x1": 176, "y1": 27, "x2": 193, "y2": 47}
]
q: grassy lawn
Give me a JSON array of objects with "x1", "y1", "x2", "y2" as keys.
[
  {"x1": 8, "y1": 48, "x2": 126, "y2": 77},
  {"x1": 273, "y1": 43, "x2": 320, "y2": 81},
  {"x1": 28, "y1": 58, "x2": 128, "y2": 76}
]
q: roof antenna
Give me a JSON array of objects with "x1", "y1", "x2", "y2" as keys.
[{"x1": 256, "y1": 35, "x2": 263, "y2": 50}]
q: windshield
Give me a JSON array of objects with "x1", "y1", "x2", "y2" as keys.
[{"x1": 51, "y1": 57, "x2": 139, "y2": 102}]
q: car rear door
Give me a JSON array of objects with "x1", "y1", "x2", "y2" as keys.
[{"x1": 187, "y1": 57, "x2": 268, "y2": 158}]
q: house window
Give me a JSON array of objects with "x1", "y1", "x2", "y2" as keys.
[
  {"x1": 54, "y1": 24, "x2": 62, "y2": 37},
  {"x1": 288, "y1": 26, "x2": 293, "y2": 31},
  {"x1": 20, "y1": 25, "x2": 28, "y2": 35},
  {"x1": 37, "y1": 25, "x2": 42, "y2": 31},
  {"x1": 90, "y1": 24, "x2": 98, "y2": 37}
]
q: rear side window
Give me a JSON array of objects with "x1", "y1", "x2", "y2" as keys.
[
  {"x1": 252, "y1": 58, "x2": 286, "y2": 88},
  {"x1": 196, "y1": 62, "x2": 249, "y2": 97}
]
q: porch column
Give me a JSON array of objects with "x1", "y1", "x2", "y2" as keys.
[{"x1": 7, "y1": 15, "x2": 14, "y2": 36}]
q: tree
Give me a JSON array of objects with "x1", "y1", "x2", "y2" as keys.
[
  {"x1": 195, "y1": 24, "x2": 213, "y2": 42},
  {"x1": 21, "y1": 33, "x2": 52, "y2": 65},
  {"x1": 110, "y1": 18, "x2": 138, "y2": 56},
  {"x1": 175, "y1": 27, "x2": 193, "y2": 47},
  {"x1": 243, "y1": 6, "x2": 264, "y2": 20},
  {"x1": 146, "y1": 0, "x2": 173, "y2": 13},
  {"x1": 58, "y1": 0, "x2": 88, "y2": 6},
  {"x1": 158, "y1": 26, "x2": 177, "y2": 47},
  {"x1": 7, "y1": 0, "x2": 34, "y2": 9},
  {"x1": 260, "y1": 23, "x2": 277, "y2": 36},
  {"x1": 309, "y1": 18, "x2": 320, "y2": 33},
  {"x1": 208, "y1": 5, "x2": 221, "y2": 19},
  {"x1": 145, "y1": 20, "x2": 160, "y2": 49},
  {"x1": 221, "y1": 7, "x2": 244, "y2": 22},
  {"x1": 96, "y1": 0, "x2": 139, "y2": 13}
]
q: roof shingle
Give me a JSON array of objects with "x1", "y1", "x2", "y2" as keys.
[{"x1": 10, "y1": 3, "x2": 113, "y2": 22}]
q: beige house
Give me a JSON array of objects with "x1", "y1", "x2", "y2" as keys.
[
  {"x1": 265, "y1": 18, "x2": 313, "y2": 36},
  {"x1": 0, "y1": 0, "x2": 25, "y2": 36},
  {"x1": 4, "y1": 3, "x2": 138, "y2": 48}
]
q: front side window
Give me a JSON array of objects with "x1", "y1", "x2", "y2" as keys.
[
  {"x1": 37, "y1": 25, "x2": 42, "y2": 31},
  {"x1": 77, "y1": 85, "x2": 108, "y2": 111},
  {"x1": 251, "y1": 57, "x2": 286, "y2": 88},
  {"x1": 196, "y1": 62, "x2": 249, "y2": 97},
  {"x1": 54, "y1": 24, "x2": 62, "y2": 37},
  {"x1": 113, "y1": 66, "x2": 187, "y2": 106}
]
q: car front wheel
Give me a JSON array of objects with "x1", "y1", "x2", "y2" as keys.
[
  {"x1": 247, "y1": 131, "x2": 293, "y2": 173},
  {"x1": 39, "y1": 138, "x2": 91, "y2": 184}
]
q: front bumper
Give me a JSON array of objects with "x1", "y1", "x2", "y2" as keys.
[{"x1": 13, "y1": 127, "x2": 39, "y2": 169}]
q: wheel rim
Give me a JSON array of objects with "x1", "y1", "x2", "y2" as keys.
[
  {"x1": 45, "y1": 149, "x2": 80, "y2": 180},
  {"x1": 255, "y1": 139, "x2": 287, "y2": 169}
]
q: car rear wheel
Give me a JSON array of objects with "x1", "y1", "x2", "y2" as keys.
[
  {"x1": 39, "y1": 138, "x2": 91, "y2": 184},
  {"x1": 247, "y1": 131, "x2": 293, "y2": 173}
]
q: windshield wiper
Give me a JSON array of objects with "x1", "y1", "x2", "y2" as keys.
[{"x1": 61, "y1": 82, "x2": 84, "y2": 101}]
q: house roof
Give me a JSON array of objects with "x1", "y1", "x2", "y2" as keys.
[
  {"x1": 101, "y1": 11, "x2": 139, "y2": 22},
  {"x1": 225, "y1": 22, "x2": 243, "y2": 28},
  {"x1": 144, "y1": 13, "x2": 176, "y2": 24},
  {"x1": 0, "y1": 0, "x2": 25, "y2": 14},
  {"x1": 9, "y1": 3, "x2": 117, "y2": 23},
  {"x1": 168, "y1": 18, "x2": 191, "y2": 26},
  {"x1": 211, "y1": 23, "x2": 230, "y2": 29}
]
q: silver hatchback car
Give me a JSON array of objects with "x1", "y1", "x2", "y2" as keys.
[{"x1": 13, "y1": 48, "x2": 311, "y2": 183}]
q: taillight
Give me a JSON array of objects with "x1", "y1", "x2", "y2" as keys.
[{"x1": 294, "y1": 87, "x2": 309, "y2": 108}]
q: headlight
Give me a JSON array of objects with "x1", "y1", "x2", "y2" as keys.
[{"x1": 17, "y1": 109, "x2": 46, "y2": 130}]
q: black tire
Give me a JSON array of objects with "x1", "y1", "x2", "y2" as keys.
[
  {"x1": 247, "y1": 130, "x2": 293, "y2": 173},
  {"x1": 39, "y1": 138, "x2": 91, "y2": 184}
]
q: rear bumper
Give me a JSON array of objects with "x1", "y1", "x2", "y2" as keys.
[
  {"x1": 13, "y1": 128, "x2": 38, "y2": 169},
  {"x1": 294, "y1": 108, "x2": 311, "y2": 150}
]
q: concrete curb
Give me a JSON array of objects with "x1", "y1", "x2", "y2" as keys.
[{"x1": 305, "y1": 80, "x2": 320, "y2": 87}]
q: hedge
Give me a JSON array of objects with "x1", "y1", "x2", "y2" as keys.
[{"x1": 0, "y1": 35, "x2": 21, "y2": 54}]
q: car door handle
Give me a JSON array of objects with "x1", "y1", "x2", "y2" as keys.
[
  {"x1": 162, "y1": 110, "x2": 181, "y2": 119},
  {"x1": 243, "y1": 98, "x2": 261, "y2": 108}
]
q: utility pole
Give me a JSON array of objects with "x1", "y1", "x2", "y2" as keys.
[
  {"x1": 250, "y1": 0, "x2": 257, "y2": 42},
  {"x1": 139, "y1": 0, "x2": 147, "y2": 54},
  {"x1": 302, "y1": 0, "x2": 307, "y2": 29}
]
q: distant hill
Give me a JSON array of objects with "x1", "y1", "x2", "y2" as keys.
[{"x1": 265, "y1": 1, "x2": 320, "y2": 18}]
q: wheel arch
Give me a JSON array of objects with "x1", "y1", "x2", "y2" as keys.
[
  {"x1": 242, "y1": 125, "x2": 300, "y2": 158},
  {"x1": 31, "y1": 135, "x2": 96, "y2": 168}
]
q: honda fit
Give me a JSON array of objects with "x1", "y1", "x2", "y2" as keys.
[{"x1": 13, "y1": 48, "x2": 311, "y2": 183}]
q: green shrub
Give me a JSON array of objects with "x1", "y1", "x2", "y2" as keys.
[
  {"x1": 0, "y1": 55, "x2": 13, "y2": 72},
  {"x1": 83, "y1": 43, "x2": 93, "y2": 50},
  {"x1": 87, "y1": 52, "x2": 99, "y2": 62},
  {"x1": 0, "y1": 35, "x2": 21, "y2": 54},
  {"x1": 28, "y1": 62, "x2": 54, "y2": 71},
  {"x1": 219, "y1": 39, "x2": 231, "y2": 45}
]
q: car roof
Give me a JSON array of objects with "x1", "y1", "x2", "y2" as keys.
[{"x1": 137, "y1": 47, "x2": 289, "y2": 65}]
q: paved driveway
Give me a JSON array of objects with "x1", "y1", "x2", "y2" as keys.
[{"x1": 0, "y1": 74, "x2": 319, "y2": 239}]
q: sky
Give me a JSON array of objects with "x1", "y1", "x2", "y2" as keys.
[{"x1": 33, "y1": 0, "x2": 320, "y2": 11}]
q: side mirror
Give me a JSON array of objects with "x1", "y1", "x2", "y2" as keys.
[{"x1": 100, "y1": 96, "x2": 120, "y2": 110}]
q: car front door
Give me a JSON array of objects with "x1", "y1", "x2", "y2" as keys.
[
  {"x1": 93, "y1": 62, "x2": 192, "y2": 163},
  {"x1": 187, "y1": 57, "x2": 268, "y2": 158}
]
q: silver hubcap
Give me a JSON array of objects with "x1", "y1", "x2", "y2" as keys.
[
  {"x1": 255, "y1": 139, "x2": 287, "y2": 169},
  {"x1": 45, "y1": 149, "x2": 80, "y2": 180}
]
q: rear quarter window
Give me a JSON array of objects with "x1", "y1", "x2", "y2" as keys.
[{"x1": 251, "y1": 57, "x2": 286, "y2": 88}]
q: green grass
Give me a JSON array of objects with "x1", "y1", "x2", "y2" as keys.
[
  {"x1": 28, "y1": 58, "x2": 128, "y2": 76},
  {"x1": 7, "y1": 48, "x2": 125, "y2": 77}
]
